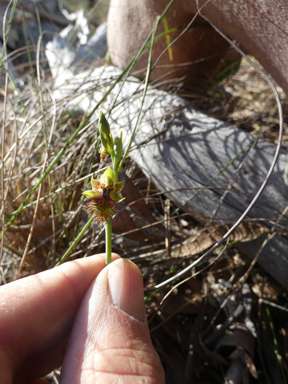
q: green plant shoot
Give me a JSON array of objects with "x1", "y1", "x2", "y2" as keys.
[{"x1": 83, "y1": 111, "x2": 124, "y2": 265}]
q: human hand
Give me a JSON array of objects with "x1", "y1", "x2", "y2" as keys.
[{"x1": 0, "y1": 254, "x2": 165, "y2": 383}]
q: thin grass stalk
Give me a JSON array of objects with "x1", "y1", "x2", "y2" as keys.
[
  {"x1": 265, "y1": 306, "x2": 287, "y2": 384},
  {"x1": 46, "y1": 84, "x2": 59, "y2": 263},
  {"x1": 0, "y1": 71, "x2": 8, "y2": 264},
  {"x1": 0, "y1": 96, "x2": 18, "y2": 220},
  {"x1": 0, "y1": 0, "x2": 18, "y2": 75},
  {"x1": 16, "y1": 182, "x2": 43, "y2": 277},
  {"x1": 7, "y1": 70, "x2": 26, "y2": 111},
  {"x1": 21, "y1": 3, "x2": 37, "y2": 91},
  {"x1": 55, "y1": 216, "x2": 94, "y2": 266},
  {"x1": 162, "y1": 17, "x2": 173, "y2": 62}
]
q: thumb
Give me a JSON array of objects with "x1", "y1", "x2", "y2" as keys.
[{"x1": 60, "y1": 258, "x2": 165, "y2": 384}]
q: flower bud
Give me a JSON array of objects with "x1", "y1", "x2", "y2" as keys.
[
  {"x1": 99, "y1": 110, "x2": 111, "y2": 137},
  {"x1": 99, "y1": 111, "x2": 113, "y2": 154}
]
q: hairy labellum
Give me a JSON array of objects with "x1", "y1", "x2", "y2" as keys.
[{"x1": 84, "y1": 196, "x2": 118, "y2": 223}]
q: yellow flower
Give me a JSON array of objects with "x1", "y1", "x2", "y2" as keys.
[{"x1": 83, "y1": 168, "x2": 124, "y2": 223}]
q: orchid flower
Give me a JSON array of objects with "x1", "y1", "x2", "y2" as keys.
[{"x1": 83, "y1": 168, "x2": 124, "y2": 223}]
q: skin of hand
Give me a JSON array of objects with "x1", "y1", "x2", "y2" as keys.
[{"x1": 0, "y1": 254, "x2": 165, "y2": 384}]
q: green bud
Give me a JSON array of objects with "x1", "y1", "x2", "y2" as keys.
[
  {"x1": 98, "y1": 110, "x2": 111, "y2": 137},
  {"x1": 99, "y1": 111, "x2": 113, "y2": 154}
]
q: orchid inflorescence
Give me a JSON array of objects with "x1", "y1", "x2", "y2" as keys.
[
  {"x1": 83, "y1": 111, "x2": 124, "y2": 223},
  {"x1": 82, "y1": 111, "x2": 124, "y2": 264}
]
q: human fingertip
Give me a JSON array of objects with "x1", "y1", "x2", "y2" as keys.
[{"x1": 108, "y1": 258, "x2": 145, "y2": 323}]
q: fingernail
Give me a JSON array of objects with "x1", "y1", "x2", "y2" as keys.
[{"x1": 108, "y1": 259, "x2": 145, "y2": 322}]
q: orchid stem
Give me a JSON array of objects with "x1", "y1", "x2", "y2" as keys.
[{"x1": 105, "y1": 218, "x2": 112, "y2": 265}]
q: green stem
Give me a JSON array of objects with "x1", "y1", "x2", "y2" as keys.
[
  {"x1": 55, "y1": 216, "x2": 94, "y2": 266},
  {"x1": 105, "y1": 218, "x2": 112, "y2": 265}
]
